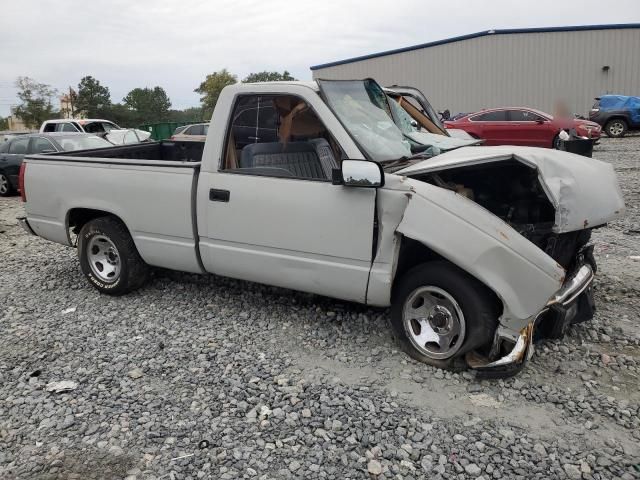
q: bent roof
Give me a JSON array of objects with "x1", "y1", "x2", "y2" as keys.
[{"x1": 310, "y1": 23, "x2": 640, "y2": 71}]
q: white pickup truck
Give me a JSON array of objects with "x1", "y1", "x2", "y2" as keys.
[{"x1": 18, "y1": 79, "x2": 625, "y2": 377}]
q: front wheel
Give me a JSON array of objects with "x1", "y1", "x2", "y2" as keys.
[
  {"x1": 604, "y1": 119, "x2": 627, "y2": 138},
  {"x1": 78, "y1": 217, "x2": 149, "y2": 295},
  {"x1": 391, "y1": 261, "x2": 499, "y2": 370}
]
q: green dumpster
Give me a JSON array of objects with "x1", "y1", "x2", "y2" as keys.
[{"x1": 138, "y1": 121, "x2": 198, "y2": 141}]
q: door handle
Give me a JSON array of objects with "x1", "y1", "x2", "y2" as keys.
[{"x1": 209, "y1": 188, "x2": 230, "y2": 202}]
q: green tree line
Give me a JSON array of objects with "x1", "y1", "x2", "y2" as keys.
[{"x1": 9, "y1": 70, "x2": 297, "y2": 130}]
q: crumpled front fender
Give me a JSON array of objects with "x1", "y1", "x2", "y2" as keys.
[{"x1": 395, "y1": 178, "x2": 565, "y2": 331}]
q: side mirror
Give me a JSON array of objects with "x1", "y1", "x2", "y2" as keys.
[
  {"x1": 333, "y1": 159, "x2": 384, "y2": 188},
  {"x1": 535, "y1": 118, "x2": 545, "y2": 125}
]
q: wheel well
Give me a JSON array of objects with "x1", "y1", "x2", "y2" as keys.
[
  {"x1": 605, "y1": 116, "x2": 628, "y2": 125},
  {"x1": 67, "y1": 208, "x2": 122, "y2": 234},
  {"x1": 394, "y1": 235, "x2": 503, "y2": 315}
]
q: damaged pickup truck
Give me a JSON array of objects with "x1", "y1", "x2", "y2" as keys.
[{"x1": 18, "y1": 78, "x2": 625, "y2": 377}]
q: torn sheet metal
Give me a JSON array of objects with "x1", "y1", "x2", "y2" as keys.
[
  {"x1": 404, "y1": 131, "x2": 482, "y2": 151},
  {"x1": 366, "y1": 176, "x2": 412, "y2": 306},
  {"x1": 396, "y1": 145, "x2": 625, "y2": 233}
]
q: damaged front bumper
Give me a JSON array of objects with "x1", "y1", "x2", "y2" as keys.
[{"x1": 468, "y1": 262, "x2": 595, "y2": 378}]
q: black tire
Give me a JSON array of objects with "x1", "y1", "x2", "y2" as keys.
[
  {"x1": 78, "y1": 216, "x2": 149, "y2": 295},
  {"x1": 552, "y1": 134, "x2": 561, "y2": 149},
  {"x1": 391, "y1": 261, "x2": 499, "y2": 370},
  {"x1": 604, "y1": 119, "x2": 627, "y2": 138},
  {"x1": 0, "y1": 173, "x2": 14, "y2": 197}
]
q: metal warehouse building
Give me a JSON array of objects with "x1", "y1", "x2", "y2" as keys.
[{"x1": 311, "y1": 24, "x2": 640, "y2": 116}]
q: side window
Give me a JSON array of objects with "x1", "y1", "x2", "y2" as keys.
[
  {"x1": 183, "y1": 126, "x2": 194, "y2": 135},
  {"x1": 32, "y1": 137, "x2": 56, "y2": 153},
  {"x1": 9, "y1": 137, "x2": 30, "y2": 154},
  {"x1": 0, "y1": 141, "x2": 10, "y2": 153},
  {"x1": 191, "y1": 125, "x2": 204, "y2": 135},
  {"x1": 222, "y1": 94, "x2": 341, "y2": 181},
  {"x1": 84, "y1": 122, "x2": 105, "y2": 133},
  {"x1": 43, "y1": 123, "x2": 57, "y2": 132},
  {"x1": 60, "y1": 123, "x2": 79, "y2": 132},
  {"x1": 471, "y1": 111, "x2": 508, "y2": 121},
  {"x1": 508, "y1": 110, "x2": 541, "y2": 121}
]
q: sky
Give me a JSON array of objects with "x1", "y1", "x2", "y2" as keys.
[{"x1": 1, "y1": 0, "x2": 640, "y2": 116}]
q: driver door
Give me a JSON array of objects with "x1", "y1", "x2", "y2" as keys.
[{"x1": 197, "y1": 93, "x2": 377, "y2": 303}]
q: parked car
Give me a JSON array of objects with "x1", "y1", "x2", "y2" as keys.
[
  {"x1": 589, "y1": 95, "x2": 640, "y2": 137},
  {"x1": 40, "y1": 119, "x2": 151, "y2": 143},
  {"x1": 170, "y1": 123, "x2": 209, "y2": 142},
  {"x1": 40, "y1": 118, "x2": 120, "y2": 133},
  {"x1": 18, "y1": 79, "x2": 624, "y2": 377},
  {"x1": 444, "y1": 108, "x2": 601, "y2": 148},
  {"x1": 0, "y1": 133, "x2": 111, "y2": 196},
  {"x1": 1, "y1": 131, "x2": 31, "y2": 144}
]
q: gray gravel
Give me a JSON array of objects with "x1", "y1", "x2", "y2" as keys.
[{"x1": 1, "y1": 136, "x2": 639, "y2": 479}]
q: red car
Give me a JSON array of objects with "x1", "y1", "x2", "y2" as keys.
[{"x1": 444, "y1": 107, "x2": 601, "y2": 148}]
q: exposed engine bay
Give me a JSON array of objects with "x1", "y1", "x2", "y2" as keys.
[{"x1": 407, "y1": 159, "x2": 593, "y2": 270}]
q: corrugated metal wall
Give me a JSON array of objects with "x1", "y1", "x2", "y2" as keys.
[{"x1": 311, "y1": 28, "x2": 640, "y2": 116}]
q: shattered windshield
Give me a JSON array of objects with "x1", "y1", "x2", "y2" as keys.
[
  {"x1": 319, "y1": 79, "x2": 411, "y2": 162},
  {"x1": 388, "y1": 98, "x2": 418, "y2": 134}
]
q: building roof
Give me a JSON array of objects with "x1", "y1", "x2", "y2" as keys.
[{"x1": 310, "y1": 23, "x2": 640, "y2": 71}]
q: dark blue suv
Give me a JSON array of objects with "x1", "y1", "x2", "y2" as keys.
[{"x1": 589, "y1": 95, "x2": 640, "y2": 138}]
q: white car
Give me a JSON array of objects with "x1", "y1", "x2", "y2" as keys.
[
  {"x1": 40, "y1": 119, "x2": 150, "y2": 144},
  {"x1": 40, "y1": 119, "x2": 120, "y2": 134},
  {"x1": 19, "y1": 79, "x2": 624, "y2": 377}
]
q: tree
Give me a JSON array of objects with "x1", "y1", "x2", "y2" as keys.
[
  {"x1": 76, "y1": 76, "x2": 111, "y2": 118},
  {"x1": 106, "y1": 103, "x2": 138, "y2": 128},
  {"x1": 194, "y1": 69, "x2": 237, "y2": 115},
  {"x1": 12, "y1": 77, "x2": 58, "y2": 129},
  {"x1": 166, "y1": 106, "x2": 204, "y2": 123},
  {"x1": 242, "y1": 71, "x2": 296, "y2": 83},
  {"x1": 122, "y1": 86, "x2": 172, "y2": 123},
  {"x1": 0, "y1": 116, "x2": 8, "y2": 130}
]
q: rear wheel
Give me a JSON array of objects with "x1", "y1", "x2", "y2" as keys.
[
  {"x1": 391, "y1": 261, "x2": 499, "y2": 370},
  {"x1": 78, "y1": 217, "x2": 149, "y2": 295},
  {"x1": 0, "y1": 173, "x2": 14, "y2": 197},
  {"x1": 604, "y1": 119, "x2": 627, "y2": 138}
]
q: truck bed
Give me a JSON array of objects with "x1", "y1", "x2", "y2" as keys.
[
  {"x1": 23, "y1": 146, "x2": 204, "y2": 274},
  {"x1": 48, "y1": 140, "x2": 204, "y2": 163}
]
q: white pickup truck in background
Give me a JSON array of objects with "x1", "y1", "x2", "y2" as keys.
[{"x1": 18, "y1": 79, "x2": 625, "y2": 377}]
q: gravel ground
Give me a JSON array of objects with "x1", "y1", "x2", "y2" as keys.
[{"x1": 1, "y1": 137, "x2": 639, "y2": 480}]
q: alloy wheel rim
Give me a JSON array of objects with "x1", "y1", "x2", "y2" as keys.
[
  {"x1": 0, "y1": 175, "x2": 8, "y2": 194},
  {"x1": 402, "y1": 286, "x2": 466, "y2": 360},
  {"x1": 87, "y1": 235, "x2": 121, "y2": 283},
  {"x1": 610, "y1": 122, "x2": 623, "y2": 136}
]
